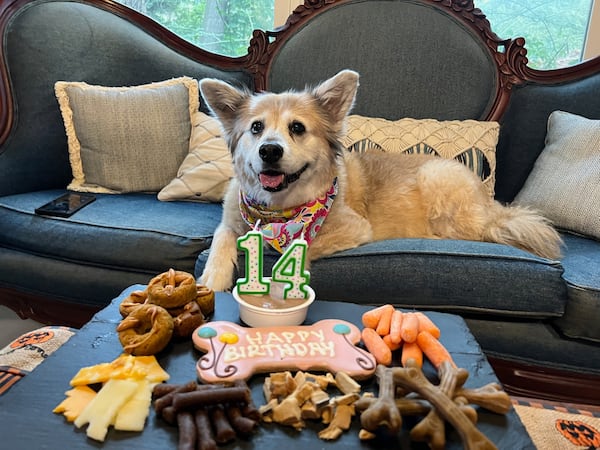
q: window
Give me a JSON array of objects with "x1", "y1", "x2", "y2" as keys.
[
  {"x1": 476, "y1": 0, "x2": 595, "y2": 69},
  {"x1": 120, "y1": 0, "x2": 599, "y2": 69},
  {"x1": 119, "y1": 0, "x2": 274, "y2": 57}
]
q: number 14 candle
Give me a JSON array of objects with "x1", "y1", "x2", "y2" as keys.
[{"x1": 236, "y1": 227, "x2": 310, "y2": 300}]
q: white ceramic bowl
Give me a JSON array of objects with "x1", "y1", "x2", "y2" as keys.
[{"x1": 233, "y1": 281, "x2": 315, "y2": 327}]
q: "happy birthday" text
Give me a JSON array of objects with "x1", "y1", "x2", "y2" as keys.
[{"x1": 222, "y1": 330, "x2": 335, "y2": 362}]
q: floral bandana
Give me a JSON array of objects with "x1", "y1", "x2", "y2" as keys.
[{"x1": 239, "y1": 178, "x2": 338, "y2": 253}]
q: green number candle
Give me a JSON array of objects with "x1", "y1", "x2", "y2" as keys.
[
  {"x1": 236, "y1": 226, "x2": 311, "y2": 300},
  {"x1": 271, "y1": 237, "x2": 311, "y2": 299},
  {"x1": 236, "y1": 229, "x2": 270, "y2": 294}
]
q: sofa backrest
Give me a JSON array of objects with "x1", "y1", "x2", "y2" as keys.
[
  {"x1": 248, "y1": 0, "x2": 600, "y2": 202},
  {"x1": 263, "y1": 1, "x2": 499, "y2": 122},
  {"x1": 2, "y1": 0, "x2": 600, "y2": 202},
  {"x1": 0, "y1": 0, "x2": 251, "y2": 196},
  {"x1": 496, "y1": 67, "x2": 600, "y2": 201}
]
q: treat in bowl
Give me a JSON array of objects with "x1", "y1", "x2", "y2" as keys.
[
  {"x1": 234, "y1": 278, "x2": 315, "y2": 327},
  {"x1": 233, "y1": 223, "x2": 315, "y2": 327}
]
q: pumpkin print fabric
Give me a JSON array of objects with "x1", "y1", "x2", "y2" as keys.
[
  {"x1": 556, "y1": 419, "x2": 600, "y2": 449},
  {"x1": 513, "y1": 398, "x2": 600, "y2": 449},
  {"x1": 0, "y1": 326, "x2": 75, "y2": 395}
]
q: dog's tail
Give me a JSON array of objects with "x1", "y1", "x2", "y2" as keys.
[{"x1": 483, "y1": 203, "x2": 562, "y2": 260}]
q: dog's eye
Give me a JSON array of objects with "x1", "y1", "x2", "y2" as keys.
[
  {"x1": 251, "y1": 121, "x2": 264, "y2": 135},
  {"x1": 289, "y1": 121, "x2": 306, "y2": 135}
]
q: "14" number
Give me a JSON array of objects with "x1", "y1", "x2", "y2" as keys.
[{"x1": 236, "y1": 232, "x2": 310, "y2": 299}]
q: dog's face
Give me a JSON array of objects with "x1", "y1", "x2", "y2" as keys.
[{"x1": 199, "y1": 70, "x2": 359, "y2": 207}]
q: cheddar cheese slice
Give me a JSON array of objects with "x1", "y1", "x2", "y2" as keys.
[{"x1": 53, "y1": 385, "x2": 97, "y2": 422}]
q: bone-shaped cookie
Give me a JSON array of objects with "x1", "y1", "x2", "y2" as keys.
[{"x1": 192, "y1": 320, "x2": 377, "y2": 383}]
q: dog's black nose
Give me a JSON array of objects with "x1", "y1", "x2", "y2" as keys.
[{"x1": 259, "y1": 144, "x2": 283, "y2": 164}]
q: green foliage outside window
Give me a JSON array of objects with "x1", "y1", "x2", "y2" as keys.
[
  {"x1": 121, "y1": 0, "x2": 593, "y2": 69},
  {"x1": 120, "y1": 0, "x2": 274, "y2": 57},
  {"x1": 477, "y1": 0, "x2": 593, "y2": 69}
]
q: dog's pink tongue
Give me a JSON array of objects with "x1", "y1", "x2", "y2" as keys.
[{"x1": 259, "y1": 173, "x2": 285, "y2": 189}]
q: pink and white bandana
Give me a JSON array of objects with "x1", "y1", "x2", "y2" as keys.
[{"x1": 239, "y1": 179, "x2": 338, "y2": 253}]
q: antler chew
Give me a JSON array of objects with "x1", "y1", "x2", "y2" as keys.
[
  {"x1": 408, "y1": 360, "x2": 466, "y2": 449},
  {"x1": 455, "y1": 383, "x2": 512, "y2": 414},
  {"x1": 391, "y1": 360, "x2": 498, "y2": 450},
  {"x1": 360, "y1": 364, "x2": 402, "y2": 432}
]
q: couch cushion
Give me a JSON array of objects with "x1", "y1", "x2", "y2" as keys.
[
  {"x1": 54, "y1": 77, "x2": 199, "y2": 194},
  {"x1": 495, "y1": 76, "x2": 600, "y2": 203},
  {"x1": 0, "y1": 190, "x2": 222, "y2": 273},
  {"x1": 553, "y1": 233, "x2": 600, "y2": 343},
  {"x1": 1, "y1": 0, "x2": 251, "y2": 196},
  {"x1": 339, "y1": 115, "x2": 499, "y2": 196},
  {"x1": 158, "y1": 111, "x2": 233, "y2": 203},
  {"x1": 197, "y1": 238, "x2": 567, "y2": 319},
  {"x1": 515, "y1": 111, "x2": 600, "y2": 239}
]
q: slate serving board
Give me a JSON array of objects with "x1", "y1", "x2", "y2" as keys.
[{"x1": 0, "y1": 285, "x2": 534, "y2": 449}]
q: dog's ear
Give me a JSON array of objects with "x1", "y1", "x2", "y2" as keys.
[
  {"x1": 199, "y1": 78, "x2": 249, "y2": 134},
  {"x1": 312, "y1": 70, "x2": 359, "y2": 126}
]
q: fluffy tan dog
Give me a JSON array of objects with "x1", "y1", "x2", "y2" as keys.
[{"x1": 199, "y1": 70, "x2": 561, "y2": 292}]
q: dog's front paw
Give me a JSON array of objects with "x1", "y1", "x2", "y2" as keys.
[
  {"x1": 200, "y1": 266, "x2": 235, "y2": 292},
  {"x1": 200, "y1": 226, "x2": 241, "y2": 292}
]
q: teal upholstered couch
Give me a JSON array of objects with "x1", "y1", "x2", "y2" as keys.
[{"x1": 0, "y1": 0, "x2": 598, "y2": 403}]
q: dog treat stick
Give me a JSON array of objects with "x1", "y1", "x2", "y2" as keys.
[
  {"x1": 194, "y1": 409, "x2": 217, "y2": 450},
  {"x1": 154, "y1": 381, "x2": 198, "y2": 413},
  {"x1": 226, "y1": 405, "x2": 257, "y2": 435},
  {"x1": 172, "y1": 386, "x2": 250, "y2": 411},
  {"x1": 210, "y1": 405, "x2": 237, "y2": 444},
  {"x1": 154, "y1": 380, "x2": 260, "y2": 449},
  {"x1": 234, "y1": 380, "x2": 261, "y2": 420},
  {"x1": 176, "y1": 411, "x2": 197, "y2": 450},
  {"x1": 240, "y1": 402, "x2": 261, "y2": 422},
  {"x1": 161, "y1": 406, "x2": 178, "y2": 425},
  {"x1": 152, "y1": 383, "x2": 182, "y2": 399}
]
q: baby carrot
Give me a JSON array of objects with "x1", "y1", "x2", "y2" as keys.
[
  {"x1": 382, "y1": 333, "x2": 402, "y2": 351},
  {"x1": 416, "y1": 331, "x2": 456, "y2": 369},
  {"x1": 362, "y1": 327, "x2": 392, "y2": 365},
  {"x1": 361, "y1": 304, "x2": 394, "y2": 329},
  {"x1": 401, "y1": 341, "x2": 423, "y2": 368},
  {"x1": 415, "y1": 312, "x2": 441, "y2": 339},
  {"x1": 389, "y1": 310, "x2": 404, "y2": 344},
  {"x1": 400, "y1": 312, "x2": 419, "y2": 343},
  {"x1": 376, "y1": 304, "x2": 394, "y2": 336}
]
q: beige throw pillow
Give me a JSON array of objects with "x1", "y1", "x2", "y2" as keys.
[
  {"x1": 54, "y1": 77, "x2": 199, "y2": 193},
  {"x1": 339, "y1": 115, "x2": 499, "y2": 196},
  {"x1": 158, "y1": 111, "x2": 233, "y2": 203},
  {"x1": 515, "y1": 110, "x2": 600, "y2": 239}
]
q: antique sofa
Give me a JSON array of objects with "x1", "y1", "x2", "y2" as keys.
[{"x1": 0, "y1": 0, "x2": 598, "y2": 403}]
